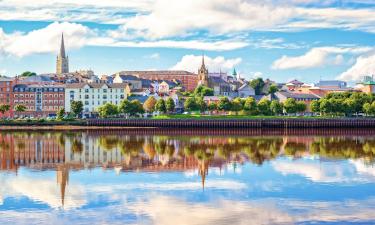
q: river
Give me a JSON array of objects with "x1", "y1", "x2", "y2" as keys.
[{"x1": 0, "y1": 129, "x2": 374, "y2": 224}]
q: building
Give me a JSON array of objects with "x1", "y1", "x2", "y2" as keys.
[
  {"x1": 0, "y1": 77, "x2": 14, "y2": 118},
  {"x1": 64, "y1": 83, "x2": 128, "y2": 114},
  {"x1": 358, "y1": 76, "x2": 375, "y2": 94},
  {"x1": 12, "y1": 84, "x2": 65, "y2": 117},
  {"x1": 113, "y1": 74, "x2": 142, "y2": 90},
  {"x1": 237, "y1": 83, "x2": 255, "y2": 97},
  {"x1": 116, "y1": 70, "x2": 198, "y2": 91},
  {"x1": 56, "y1": 33, "x2": 69, "y2": 74},
  {"x1": 263, "y1": 91, "x2": 320, "y2": 112},
  {"x1": 197, "y1": 55, "x2": 232, "y2": 96},
  {"x1": 315, "y1": 80, "x2": 347, "y2": 89}
]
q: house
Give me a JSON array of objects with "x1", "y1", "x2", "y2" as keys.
[
  {"x1": 285, "y1": 79, "x2": 305, "y2": 91},
  {"x1": 263, "y1": 91, "x2": 320, "y2": 112},
  {"x1": 113, "y1": 74, "x2": 142, "y2": 90},
  {"x1": 65, "y1": 83, "x2": 128, "y2": 115},
  {"x1": 237, "y1": 83, "x2": 255, "y2": 98}
]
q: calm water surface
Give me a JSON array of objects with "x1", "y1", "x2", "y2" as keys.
[{"x1": 1, "y1": 129, "x2": 375, "y2": 225}]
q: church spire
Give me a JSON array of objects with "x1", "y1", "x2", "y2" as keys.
[
  {"x1": 56, "y1": 33, "x2": 69, "y2": 74},
  {"x1": 60, "y1": 33, "x2": 66, "y2": 58}
]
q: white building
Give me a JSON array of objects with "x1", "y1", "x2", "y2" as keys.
[{"x1": 65, "y1": 83, "x2": 128, "y2": 113}]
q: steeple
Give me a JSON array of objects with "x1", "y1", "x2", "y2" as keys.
[
  {"x1": 60, "y1": 33, "x2": 66, "y2": 58},
  {"x1": 56, "y1": 33, "x2": 69, "y2": 74},
  {"x1": 198, "y1": 54, "x2": 209, "y2": 86}
]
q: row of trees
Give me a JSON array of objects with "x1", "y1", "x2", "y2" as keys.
[
  {"x1": 0, "y1": 104, "x2": 27, "y2": 116},
  {"x1": 310, "y1": 92, "x2": 375, "y2": 116},
  {"x1": 97, "y1": 97, "x2": 176, "y2": 118},
  {"x1": 183, "y1": 96, "x2": 306, "y2": 115}
]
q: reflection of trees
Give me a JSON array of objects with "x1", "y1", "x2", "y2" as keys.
[
  {"x1": 118, "y1": 136, "x2": 144, "y2": 157},
  {"x1": 243, "y1": 138, "x2": 283, "y2": 165},
  {"x1": 98, "y1": 136, "x2": 119, "y2": 151},
  {"x1": 284, "y1": 142, "x2": 307, "y2": 156},
  {"x1": 311, "y1": 138, "x2": 375, "y2": 164},
  {"x1": 71, "y1": 138, "x2": 83, "y2": 153}
]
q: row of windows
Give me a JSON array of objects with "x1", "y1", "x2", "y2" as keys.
[
  {"x1": 0, "y1": 88, "x2": 10, "y2": 92},
  {"x1": 14, "y1": 88, "x2": 64, "y2": 92},
  {"x1": 71, "y1": 94, "x2": 125, "y2": 100},
  {"x1": 14, "y1": 100, "x2": 64, "y2": 104},
  {"x1": 14, "y1": 106, "x2": 61, "y2": 111},
  {"x1": 84, "y1": 101, "x2": 119, "y2": 106},
  {"x1": 14, "y1": 94, "x2": 64, "y2": 98},
  {"x1": 78, "y1": 89, "x2": 123, "y2": 93}
]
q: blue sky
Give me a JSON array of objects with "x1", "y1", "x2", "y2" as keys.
[{"x1": 0, "y1": 0, "x2": 375, "y2": 83}]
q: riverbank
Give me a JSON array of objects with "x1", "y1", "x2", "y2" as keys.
[{"x1": 2, "y1": 117, "x2": 375, "y2": 129}]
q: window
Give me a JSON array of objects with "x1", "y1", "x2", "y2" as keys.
[
  {"x1": 103, "y1": 89, "x2": 107, "y2": 93},
  {"x1": 85, "y1": 89, "x2": 89, "y2": 93}
]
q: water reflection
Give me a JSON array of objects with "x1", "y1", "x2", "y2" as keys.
[{"x1": 1, "y1": 131, "x2": 375, "y2": 224}]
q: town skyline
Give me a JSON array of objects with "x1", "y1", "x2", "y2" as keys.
[{"x1": 0, "y1": 1, "x2": 374, "y2": 83}]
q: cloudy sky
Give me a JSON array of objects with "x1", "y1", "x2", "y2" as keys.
[{"x1": 0, "y1": 0, "x2": 375, "y2": 83}]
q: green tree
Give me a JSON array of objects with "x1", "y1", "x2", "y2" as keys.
[
  {"x1": 165, "y1": 97, "x2": 176, "y2": 113},
  {"x1": 310, "y1": 100, "x2": 320, "y2": 114},
  {"x1": 14, "y1": 104, "x2": 26, "y2": 117},
  {"x1": 196, "y1": 97, "x2": 207, "y2": 112},
  {"x1": 343, "y1": 98, "x2": 356, "y2": 116},
  {"x1": 296, "y1": 101, "x2": 307, "y2": 113},
  {"x1": 184, "y1": 97, "x2": 199, "y2": 112},
  {"x1": 143, "y1": 96, "x2": 157, "y2": 113},
  {"x1": 257, "y1": 99, "x2": 272, "y2": 115},
  {"x1": 0, "y1": 104, "x2": 10, "y2": 116},
  {"x1": 119, "y1": 99, "x2": 132, "y2": 115},
  {"x1": 194, "y1": 85, "x2": 214, "y2": 97},
  {"x1": 71, "y1": 101, "x2": 83, "y2": 118},
  {"x1": 231, "y1": 98, "x2": 243, "y2": 113},
  {"x1": 155, "y1": 99, "x2": 167, "y2": 113},
  {"x1": 270, "y1": 100, "x2": 283, "y2": 115},
  {"x1": 268, "y1": 84, "x2": 279, "y2": 95},
  {"x1": 20, "y1": 71, "x2": 36, "y2": 77},
  {"x1": 97, "y1": 103, "x2": 118, "y2": 118},
  {"x1": 208, "y1": 102, "x2": 217, "y2": 111},
  {"x1": 363, "y1": 102, "x2": 375, "y2": 116},
  {"x1": 250, "y1": 78, "x2": 265, "y2": 95},
  {"x1": 283, "y1": 98, "x2": 298, "y2": 114},
  {"x1": 319, "y1": 99, "x2": 333, "y2": 115},
  {"x1": 243, "y1": 97, "x2": 257, "y2": 114},
  {"x1": 217, "y1": 97, "x2": 232, "y2": 111},
  {"x1": 56, "y1": 107, "x2": 65, "y2": 120},
  {"x1": 130, "y1": 100, "x2": 145, "y2": 115}
]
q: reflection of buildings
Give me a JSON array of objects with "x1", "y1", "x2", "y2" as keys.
[{"x1": 57, "y1": 165, "x2": 69, "y2": 207}]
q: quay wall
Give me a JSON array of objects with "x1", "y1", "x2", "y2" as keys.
[{"x1": 87, "y1": 118, "x2": 375, "y2": 128}]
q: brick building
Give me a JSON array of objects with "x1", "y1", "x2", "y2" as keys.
[
  {"x1": 0, "y1": 77, "x2": 15, "y2": 118},
  {"x1": 12, "y1": 84, "x2": 65, "y2": 118},
  {"x1": 116, "y1": 70, "x2": 198, "y2": 91}
]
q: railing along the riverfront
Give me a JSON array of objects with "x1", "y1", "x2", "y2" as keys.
[{"x1": 86, "y1": 118, "x2": 375, "y2": 128}]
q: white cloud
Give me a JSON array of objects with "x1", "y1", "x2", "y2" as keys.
[
  {"x1": 338, "y1": 51, "x2": 375, "y2": 81},
  {"x1": 171, "y1": 55, "x2": 242, "y2": 73},
  {"x1": 90, "y1": 38, "x2": 248, "y2": 51},
  {"x1": 272, "y1": 46, "x2": 372, "y2": 70},
  {"x1": 0, "y1": 23, "x2": 248, "y2": 58},
  {"x1": 1, "y1": 0, "x2": 375, "y2": 37},
  {"x1": 0, "y1": 175, "x2": 86, "y2": 209},
  {"x1": 0, "y1": 22, "x2": 91, "y2": 57}
]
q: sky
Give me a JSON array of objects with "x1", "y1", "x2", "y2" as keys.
[{"x1": 0, "y1": 0, "x2": 375, "y2": 83}]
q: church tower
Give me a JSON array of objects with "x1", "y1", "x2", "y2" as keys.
[
  {"x1": 56, "y1": 33, "x2": 69, "y2": 74},
  {"x1": 198, "y1": 54, "x2": 209, "y2": 86}
]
